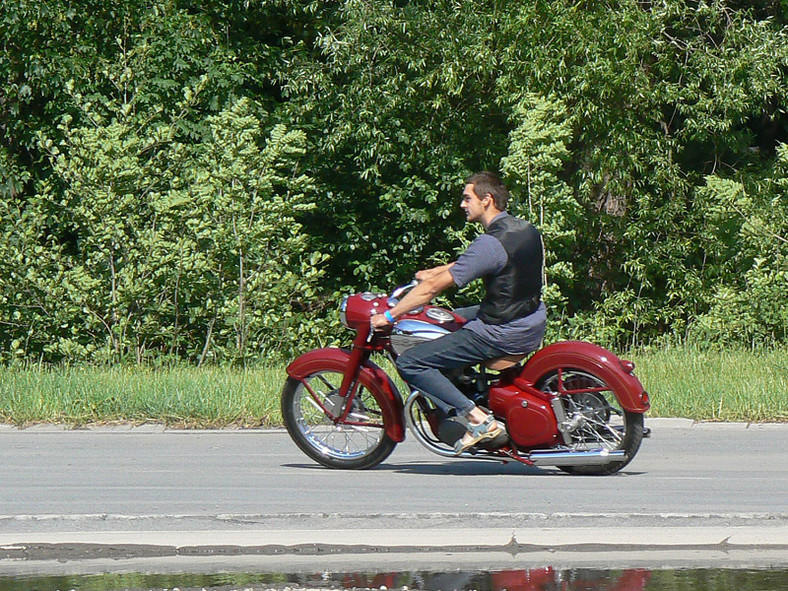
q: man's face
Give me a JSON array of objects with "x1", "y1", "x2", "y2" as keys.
[{"x1": 460, "y1": 183, "x2": 488, "y2": 223}]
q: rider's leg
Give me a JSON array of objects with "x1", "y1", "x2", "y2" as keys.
[{"x1": 396, "y1": 327, "x2": 505, "y2": 417}]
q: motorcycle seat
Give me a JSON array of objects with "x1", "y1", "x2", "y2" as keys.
[{"x1": 483, "y1": 354, "x2": 528, "y2": 371}]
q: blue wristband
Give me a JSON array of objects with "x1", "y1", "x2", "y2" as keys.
[{"x1": 384, "y1": 310, "x2": 395, "y2": 323}]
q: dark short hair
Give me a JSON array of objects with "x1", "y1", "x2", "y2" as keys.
[{"x1": 465, "y1": 171, "x2": 510, "y2": 211}]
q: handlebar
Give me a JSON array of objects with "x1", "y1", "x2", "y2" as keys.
[
  {"x1": 368, "y1": 280, "x2": 420, "y2": 338},
  {"x1": 389, "y1": 280, "x2": 418, "y2": 303}
]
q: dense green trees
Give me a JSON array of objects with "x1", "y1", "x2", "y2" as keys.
[{"x1": 1, "y1": 0, "x2": 786, "y2": 363}]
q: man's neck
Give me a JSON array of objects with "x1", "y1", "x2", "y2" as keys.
[{"x1": 480, "y1": 209, "x2": 506, "y2": 230}]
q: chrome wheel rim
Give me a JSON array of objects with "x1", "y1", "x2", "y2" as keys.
[{"x1": 292, "y1": 370, "x2": 386, "y2": 460}]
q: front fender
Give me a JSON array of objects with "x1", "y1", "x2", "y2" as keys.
[
  {"x1": 518, "y1": 341, "x2": 650, "y2": 413},
  {"x1": 286, "y1": 348, "x2": 406, "y2": 442}
]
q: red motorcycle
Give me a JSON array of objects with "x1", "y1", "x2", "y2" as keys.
[{"x1": 282, "y1": 282, "x2": 650, "y2": 474}]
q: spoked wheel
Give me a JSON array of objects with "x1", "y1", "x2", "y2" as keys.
[
  {"x1": 536, "y1": 368, "x2": 644, "y2": 475},
  {"x1": 281, "y1": 370, "x2": 397, "y2": 469}
]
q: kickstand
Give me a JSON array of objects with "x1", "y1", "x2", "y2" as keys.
[{"x1": 498, "y1": 445, "x2": 534, "y2": 466}]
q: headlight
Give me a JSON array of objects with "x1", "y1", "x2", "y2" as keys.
[{"x1": 339, "y1": 295, "x2": 349, "y2": 328}]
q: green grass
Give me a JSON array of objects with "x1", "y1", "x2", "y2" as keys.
[
  {"x1": 0, "y1": 347, "x2": 786, "y2": 427},
  {"x1": 0, "y1": 365, "x2": 288, "y2": 428},
  {"x1": 630, "y1": 347, "x2": 788, "y2": 422}
]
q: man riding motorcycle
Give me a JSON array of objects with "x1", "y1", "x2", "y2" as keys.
[{"x1": 371, "y1": 171, "x2": 546, "y2": 454}]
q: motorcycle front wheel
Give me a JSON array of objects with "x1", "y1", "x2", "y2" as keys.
[
  {"x1": 281, "y1": 370, "x2": 397, "y2": 470},
  {"x1": 536, "y1": 368, "x2": 644, "y2": 475}
]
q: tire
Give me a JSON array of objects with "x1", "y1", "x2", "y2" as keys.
[
  {"x1": 281, "y1": 370, "x2": 397, "y2": 470},
  {"x1": 536, "y1": 368, "x2": 645, "y2": 475}
]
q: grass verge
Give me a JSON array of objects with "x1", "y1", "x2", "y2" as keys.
[
  {"x1": 631, "y1": 347, "x2": 788, "y2": 422},
  {"x1": 0, "y1": 365, "x2": 287, "y2": 428},
  {"x1": 0, "y1": 347, "x2": 785, "y2": 427}
]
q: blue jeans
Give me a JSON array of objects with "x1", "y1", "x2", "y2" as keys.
[{"x1": 395, "y1": 324, "x2": 507, "y2": 416}]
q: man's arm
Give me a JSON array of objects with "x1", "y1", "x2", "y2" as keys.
[
  {"x1": 371, "y1": 266, "x2": 456, "y2": 329},
  {"x1": 415, "y1": 263, "x2": 455, "y2": 282}
]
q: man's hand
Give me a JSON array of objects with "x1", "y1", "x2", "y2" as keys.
[{"x1": 370, "y1": 313, "x2": 391, "y2": 330}]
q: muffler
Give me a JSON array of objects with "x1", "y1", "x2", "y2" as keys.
[{"x1": 526, "y1": 448, "x2": 626, "y2": 467}]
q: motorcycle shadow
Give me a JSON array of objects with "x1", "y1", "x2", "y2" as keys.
[
  {"x1": 376, "y1": 461, "x2": 547, "y2": 476},
  {"x1": 384, "y1": 463, "x2": 645, "y2": 477},
  {"x1": 283, "y1": 462, "x2": 644, "y2": 476},
  {"x1": 280, "y1": 461, "x2": 536, "y2": 475},
  {"x1": 282, "y1": 460, "x2": 642, "y2": 478}
]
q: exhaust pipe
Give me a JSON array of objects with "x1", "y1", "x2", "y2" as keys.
[{"x1": 527, "y1": 448, "x2": 625, "y2": 467}]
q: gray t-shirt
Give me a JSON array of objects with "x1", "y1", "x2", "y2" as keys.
[{"x1": 449, "y1": 215, "x2": 546, "y2": 354}]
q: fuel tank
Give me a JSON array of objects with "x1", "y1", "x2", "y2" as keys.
[{"x1": 390, "y1": 319, "x2": 451, "y2": 356}]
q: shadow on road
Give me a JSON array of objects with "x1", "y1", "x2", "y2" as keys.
[{"x1": 281, "y1": 462, "x2": 645, "y2": 477}]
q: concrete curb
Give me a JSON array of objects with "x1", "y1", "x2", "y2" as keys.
[
  {"x1": 2, "y1": 514, "x2": 787, "y2": 572},
  {"x1": 2, "y1": 525, "x2": 787, "y2": 549}
]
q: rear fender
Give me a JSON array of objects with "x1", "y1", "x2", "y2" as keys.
[
  {"x1": 286, "y1": 348, "x2": 406, "y2": 441},
  {"x1": 517, "y1": 341, "x2": 650, "y2": 413}
]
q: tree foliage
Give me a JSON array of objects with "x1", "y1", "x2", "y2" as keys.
[{"x1": 1, "y1": 0, "x2": 787, "y2": 363}]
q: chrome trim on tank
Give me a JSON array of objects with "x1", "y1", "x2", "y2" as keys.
[{"x1": 392, "y1": 319, "x2": 451, "y2": 339}]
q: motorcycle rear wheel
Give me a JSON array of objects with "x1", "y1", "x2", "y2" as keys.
[
  {"x1": 281, "y1": 371, "x2": 397, "y2": 470},
  {"x1": 536, "y1": 368, "x2": 644, "y2": 475}
]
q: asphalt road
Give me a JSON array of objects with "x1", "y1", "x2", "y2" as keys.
[
  {"x1": 0, "y1": 419, "x2": 786, "y2": 572},
  {"x1": 1, "y1": 419, "x2": 786, "y2": 515}
]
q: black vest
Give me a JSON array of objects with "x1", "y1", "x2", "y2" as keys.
[{"x1": 478, "y1": 214, "x2": 543, "y2": 325}]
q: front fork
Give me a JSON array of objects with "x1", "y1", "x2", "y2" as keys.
[{"x1": 331, "y1": 327, "x2": 375, "y2": 424}]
